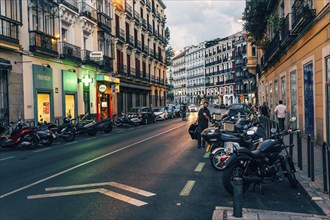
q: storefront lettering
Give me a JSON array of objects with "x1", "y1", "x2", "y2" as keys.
[{"x1": 37, "y1": 75, "x2": 51, "y2": 81}]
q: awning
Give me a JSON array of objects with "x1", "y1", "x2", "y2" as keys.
[
  {"x1": 96, "y1": 74, "x2": 120, "y2": 83},
  {"x1": 0, "y1": 58, "x2": 12, "y2": 71}
]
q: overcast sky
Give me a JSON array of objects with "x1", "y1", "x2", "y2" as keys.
[{"x1": 163, "y1": 0, "x2": 246, "y2": 52}]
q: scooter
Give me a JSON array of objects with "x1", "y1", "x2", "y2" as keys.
[
  {"x1": 74, "y1": 113, "x2": 98, "y2": 136},
  {"x1": 0, "y1": 119, "x2": 39, "y2": 150},
  {"x1": 35, "y1": 122, "x2": 56, "y2": 146},
  {"x1": 46, "y1": 117, "x2": 76, "y2": 142},
  {"x1": 96, "y1": 117, "x2": 113, "y2": 133}
]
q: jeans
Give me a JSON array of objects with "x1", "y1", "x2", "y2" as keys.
[
  {"x1": 278, "y1": 118, "x2": 285, "y2": 131},
  {"x1": 197, "y1": 125, "x2": 207, "y2": 147}
]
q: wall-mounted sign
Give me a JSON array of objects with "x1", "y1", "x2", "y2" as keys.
[{"x1": 99, "y1": 84, "x2": 107, "y2": 92}]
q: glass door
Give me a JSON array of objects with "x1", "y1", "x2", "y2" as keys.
[
  {"x1": 0, "y1": 70, "x2": 9, "y2": 124},
  {"x1": 304, "y1": 63, "x2": 314, "y2": 137},
  {"x1": 37, "y1": 93, "x2": 51, "y2": 123},
  {"x1": 65, "y1": 94, "x2": 75, "y2": 118},
  {"x1": 290, "y1": 71, "x2": 297, "y2": 129},
  {"x1": 326, "y1": 57, "x2": 330, "y2": 144}
]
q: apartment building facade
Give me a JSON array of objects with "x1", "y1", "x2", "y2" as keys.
[
  {"x1": 254, "y1": 0, "x2": 329, "y2": 143},
  {"x1": 185, "y1": 43, "x2": 205, "y2": 104},
  {"x1": 113, "y1": 0, "x2": 167, "y2": 112},
  {"x1": 172, "y1": 51, "x2": 187, "y2": 104},
  {"x1": 0, "y1": 0, "x2": 167, "y2": 124}
]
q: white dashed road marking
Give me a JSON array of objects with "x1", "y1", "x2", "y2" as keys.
[
  {"x1": 180, "y1": 180, "x2": 196, "y2": 196},
  {"x1": 194, "y1": 162, "x2": 205, "y2": 172}
]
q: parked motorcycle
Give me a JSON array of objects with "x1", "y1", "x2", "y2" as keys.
[
  {"x1": 96, "y1": 117, "x2": 113, "y2": 133},
  {"x1": 0, "y1": 119, "x2": 39, "y2": 150},
  {"x1": 74, "y1": 114, "x2": 98, "y2": 136},
  {"x1": 46, "y1": 117, "x2": 76, "y2": 142},
  {"x1": 221, "y1": 117, "x2": 299, "y2": 195},
  {"x1": 35, "y1": 122, "x2": 56, "y2": 146}
]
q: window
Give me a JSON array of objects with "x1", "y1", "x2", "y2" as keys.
[
  {"x1": 281, "y1": 76, "x2": 286, "y2": 104},
  {"x1": 62, "y1": 28, "x2": 67, "y2": 42},
  {"x1": 326, "y1": 57, "x2": 330, "y2": 143},
  {"x1": 290, "y1": 70, "x2": 297, "y2": 128},
  {"x1": 274, "y1": 79, "x2": 278, "y2": 105}
]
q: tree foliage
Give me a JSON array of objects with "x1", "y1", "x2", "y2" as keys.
[
  {"x1": 164, "y1": 27, "x2": 174, "y2": 66},
  {"x1": 243, "y1": 0, "x2": 268, "y2": 47}
]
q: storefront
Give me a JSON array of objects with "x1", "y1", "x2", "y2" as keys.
[
  {"x1": 62, "y1": 70, "x2": 78, "y2": 119},
  {"x1": 95, "y1": 74, "x2": 120, "y2": 120},
  {"x1": 0, "y1": 58, "x2": 11, "y2": 124},
  {"x1": 33, "y1": 64, "x2": 54, "y2": 123}
]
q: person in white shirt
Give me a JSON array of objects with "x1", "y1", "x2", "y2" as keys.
[{"x1": 274, "y1": 100, "x2": 287, "y2": 131}]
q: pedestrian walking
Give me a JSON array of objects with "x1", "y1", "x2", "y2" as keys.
[
  {"x1": 260, "y1": 102, "x2": 270, "y2": 118},
  {"x1": 194, "y1": 101, "x2": 212, "y2": 148},
  {"x1": 274, "y1": 100, "x2": 287, "y2": 131}
]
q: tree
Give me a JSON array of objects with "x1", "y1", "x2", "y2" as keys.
[
  {"x1": 242, "y1": 0, "x2": 268, "y2": 47},
  {"x1": 164, "y1": 27, "x2": 174, "y2": 66}
]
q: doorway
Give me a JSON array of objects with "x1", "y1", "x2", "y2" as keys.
[
  {"x1": 37, "y1": 93, "x2": 51, "y2": 123},
  {"x1": 100, "y1": 93, "x2": 110, "y2": 119},
  {"x1": 65, "y1": 94, "x2": 75, "y2": 118},
  {"x1": 290, "y1": 70, "x2": 297, "y2": 129},
  {"x1": 0, "y1": 70, "x2": 9, "y2": 124}
]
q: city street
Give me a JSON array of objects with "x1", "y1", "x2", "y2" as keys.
[{"x1": 0, "y1": 112, "x2": 323, "y2": 220}]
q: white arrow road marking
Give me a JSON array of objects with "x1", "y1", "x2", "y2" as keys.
[
  {"x1": 28, "y1": 188, "x2": 147, "y2": 207},
  {"x1": 179, "y1": 180, "x2": 196, "y2": 196},
  {"x1": 45, "y1": 182, "x2": 156, "y2": 197}
]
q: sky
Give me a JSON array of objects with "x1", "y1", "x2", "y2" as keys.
[{"x1": 163, "y1": 0, "x2": 246, "y2": 52}]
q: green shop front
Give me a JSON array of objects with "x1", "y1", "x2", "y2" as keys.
[
  {"x1": 33, "y1": 64, "x2": 54, "y2": 123},
  {"x1": 62, "y1": 70, "x2": 78, "y2": 119}
]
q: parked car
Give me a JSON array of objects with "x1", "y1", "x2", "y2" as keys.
[
  {"x1": 174, "y1": 105, "x2": 182, "y2": 117},
  {"x1": 222, "y1": 103, "x2": 252, "y2": 119},
  {"x1": 126, "y1": 107, "x2": 156, "y2": 125},
  {"x1": 214, "y1": 103, "x2": 227, "y2": 109},
  {"x1": 188, "y1": 104, "x2": 197, "y2": 112},
  {"x1": 153, "y1": 107, "x2": 168, "y2": 121},
  {"x1": 165, "y1": 105, "x2": 176, "y2": 119}
]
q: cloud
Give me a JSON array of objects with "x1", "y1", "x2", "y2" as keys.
[{"x1": 164, "y1": 0, "x2": 245, "y2": 51}]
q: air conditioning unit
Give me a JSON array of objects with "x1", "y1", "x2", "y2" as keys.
[{"x1": 89, "y1": 51, "x2": 104, "y2": 61}]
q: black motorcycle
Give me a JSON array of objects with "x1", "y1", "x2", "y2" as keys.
[
  {"x1": 35, "y1": 122, "x2": 55, "y2": 146},
  {"x1": 74, "y1": 114, "x2": 98, "y2": 136},
  {"x1": 221, "y1": 117, "x2": 299, "y2": 195},
  {"x1": 46, "y1": 117, "x2": 76, "y2": 142},
  {"x1": 96, "y1": 117, "x2": 113, "y2": 133}
]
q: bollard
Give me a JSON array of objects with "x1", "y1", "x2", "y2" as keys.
[
  {"x1": 311, "y1": 136, "x2": 315, "y2": 181},
  {"x1": 289, "y1": 133, "x2": 294, "y2": 158},
  {"x1": 233, "y1": 177, "x2": 243, "y2": 218},
  {"x1": 322, "y1": 142, "x2": 328, "y2": 193},
  {"x1": 307, "y1": 135, "x2": 311, "y2": 178},
  {"x1": 297, "y1": 132, "x2": 303, "y2": 170}
]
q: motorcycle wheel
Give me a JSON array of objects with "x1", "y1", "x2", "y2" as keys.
[
  {"x1": 43, "y1": 136, "x2": 54, "y2": 146},
  {"x1": 103, "y1": 125, "x2": 113, "y2": 133},
  {"x1": 24, "y1": 134, "x2": 39, "y2": 150},
  {"x1": 210, "y1": 148, "x2": 227, "y2": 171},
  {"x1": 222, "y1": 162, "x2": 250, "y2": 195},
  {"x1": 63, "y1": 130, "x2": 76, "y2": 142},
  {"x1": 284, "y1": 159, "x2": 298, "y2": 188}
]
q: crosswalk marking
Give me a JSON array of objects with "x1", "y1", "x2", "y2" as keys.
[
  {"x1": 194, "y1": 162, "x2": 205, "y2": 172},
  {"x1": 180, "y1": 180, "x2": 196, "y2": 196}
]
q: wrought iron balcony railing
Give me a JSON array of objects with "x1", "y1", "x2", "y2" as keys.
[
  {"x1": 143, "y1": 45, "x2": 149, "y2": 55},
  {"x1": 117, "y1": 64, "x2": 127, "y2": 75},
  {"x1": 149, "y1": 48, "x2": 154, "y2": 58},
  {"x1": 57, "y1": 0, "x2": 78, "y2": 13},
  {"x1": 142, "y1": 18, "x2": 147, "y2": 29},
  {"x1": 291, "y1": 0, "x2": 315, "y2": 32},
  {"x1": 134, "y1": 11, "x2": 140, "y2": 23},
  {"x1": 29, "y1": 30, "x2": 58, "y2": 56},
  {"x1": 281, "y1": 13, "x2": 292, "y2": 46},
  {"x1": 146, "y1": 0, "x2": 151, "y2": 10},
  {"x1": 263, "y1": 31, "x2": 281, "y2": 65},
  {"x1": 147, "y1": 24, "x2": 153, "y2": 33},
  {"x1": 60, "y1": 42, "x2": 81, "y2": 61},
  {"x1": 116, "y1": 28, "x2": 125, "y2": 42},
  {"x1": 0, "y1": 17, "x2": 20, "y2": 44},
  {"x1": 97, "y1": 12, "x2": 111, "y2": 33},
  {"x1": 80, "y1": 2, "x2": 97, "y2": 22},
  {"x1": 136, "y1": 40, "x2": 142, "y2": 51},
  {"x1": 81, "y1": 49, "x2": 99, "y2": 66},
  {"x1": 100, "y1": 55, "x2": 113, "y2": 72},
  {"x1": 125, "y1": 2, "x2": 132, "y2": 17}
]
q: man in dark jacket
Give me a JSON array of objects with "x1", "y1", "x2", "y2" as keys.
[{"x1": 195, "y1": 101, "x2": 212, "y2": 148}]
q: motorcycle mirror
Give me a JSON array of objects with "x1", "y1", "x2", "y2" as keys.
[{"x1": 289, "y1": 117, "x2": 297, "y2": 122}]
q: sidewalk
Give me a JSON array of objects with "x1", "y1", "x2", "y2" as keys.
[{"x1": 212, "y1": 135, "x2": 330, "y2": 220}]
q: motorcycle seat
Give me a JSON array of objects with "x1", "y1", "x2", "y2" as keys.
[
  {"x1": 250, "y1": 149, "x2": 265, "y2": 158},
  {"x1": 220, "y1": 133, "x2": 241, "y2": 142}
]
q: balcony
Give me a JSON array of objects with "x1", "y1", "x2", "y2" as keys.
[
  {"x1": 149, "y1": 48, "x2": 154, "y2": 58},
  {"x1": 29, "y1": 30, "x2": 58, "y2": 56},
  {"x1": 100, "y1": 55, "x2": 113, "y2": 72},
  {"x1": 135, "y1": 40, "x2": 142, "y2": 51},
  {"x1": 117, "y1": 64, "x2": 127, "y2": 76},
  {"x1": 134, "y1": 11, "x2": 140, "y2": 23},
  {"x1": 80, "y1": 1, "x2": 97, "y2": 22},
  {"x1": 216, "y1": 81, "x2": 224, "y2": 85},
  {"x1": 126, "y1": 34, "x2": 134, "y2": 47},
  {"x1": 291, "y1": 0, "x2": 315, "y2": 33},
  {"x1": 97, "y1": 12, "x2": 111, "y2": 33},
  {"x1": 57, "y1": 0, "x2": 78, "y2": 13},
  {"x1": 146, "y1": 0, "x2": 151, "y2": 10},
  {"x1": 0, "y1": 17, "x2": 20, "y2": 44},
  {"x1": 60, "y1": 42, "x2": 81, "y2": 62},
  {"x1": 143, "y1": 45, "x2": 149, "y2": 55},
  {"x1": 147, "y1": 24, "x2": 153, "y2": 34},
  {"x1": 81, "y1": 49, "x2": 99, "y2": 66},
  {"x1": 128, "y1": 67, "x2": 136, "y2": 77},
  {"x1": 142, "y1": 18, "x2": 147, "y2": 30},
  {"x1": 116, "y1": 28, "x2": 125, "y2": 42},
  {"x1": 263, "y1": 31, "x2": 281, "y2": 67},
  {"x1": 226, "y1": 79, "x2": 234, "y2": 84},
  {"x1": 125, "y1": 2, "x2": 133, "y2": 18},
  {"x1": 280, "y1": 13, "x2": 292, "y2": 46}
]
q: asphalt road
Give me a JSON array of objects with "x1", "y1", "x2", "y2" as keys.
[{"x1": 0, "y1": 111, "x2": 323, "y2": 220}]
